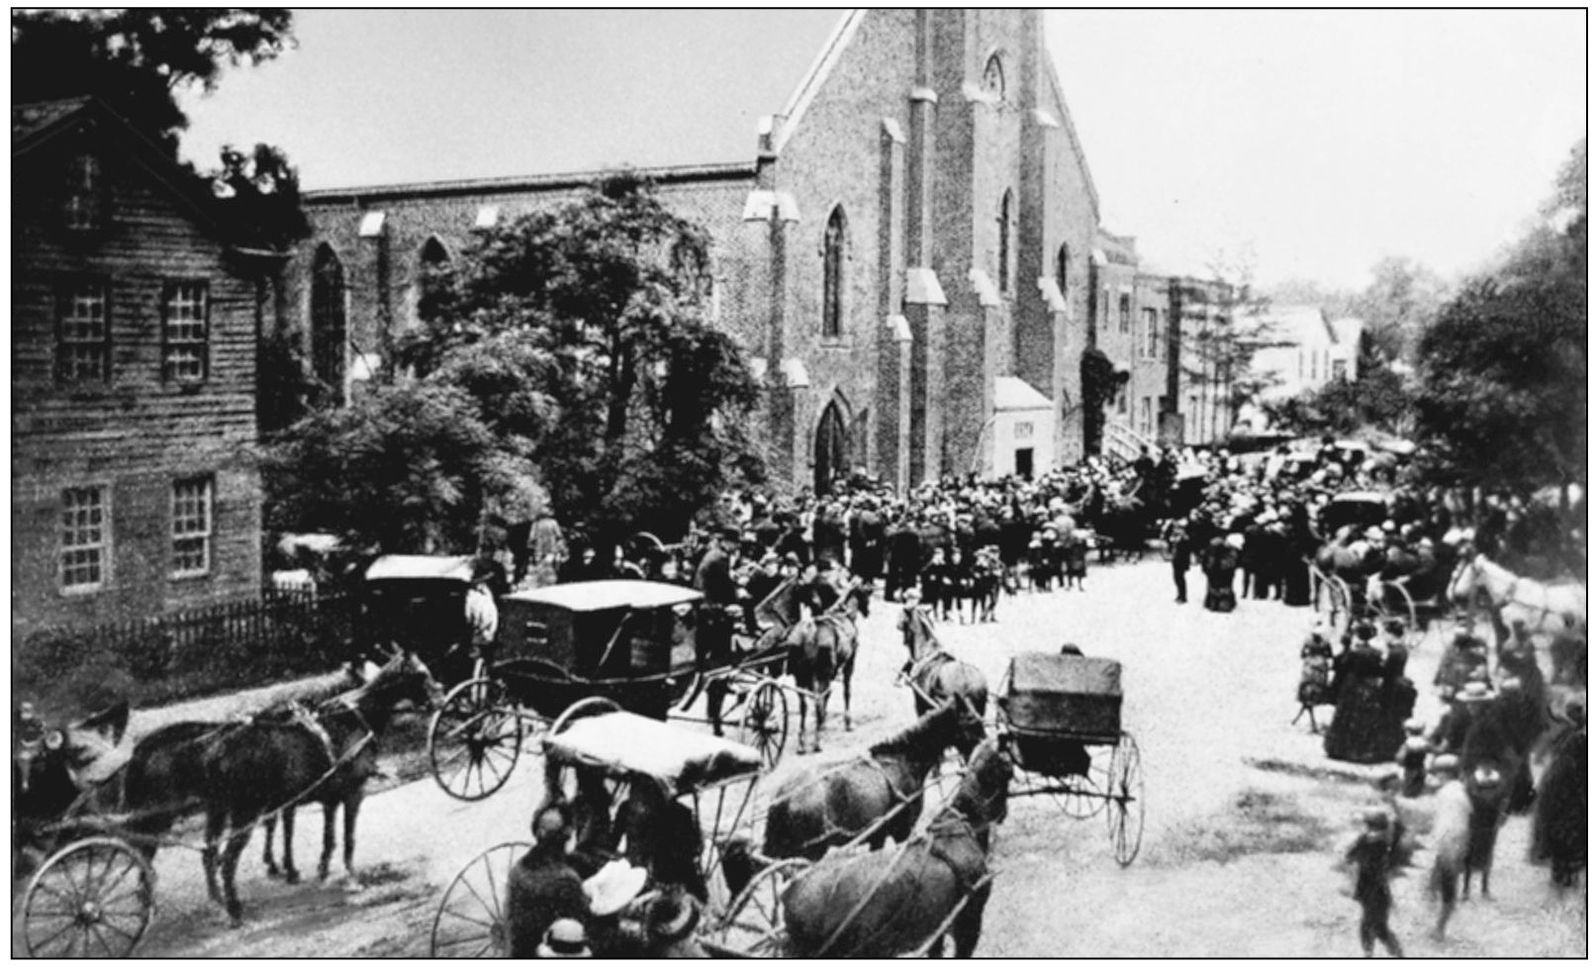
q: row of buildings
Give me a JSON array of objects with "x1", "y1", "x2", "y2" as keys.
[{"x1": 12, "y1": 10, "x2": 1360, "y2": 632}]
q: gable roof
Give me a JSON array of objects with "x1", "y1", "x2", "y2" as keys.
[
  {"x1": 12, "y1": 96, "x2": 92, "y2": 143},
  {"x1": 13, "y1": 96, "x2": 228, "y2": 239}
]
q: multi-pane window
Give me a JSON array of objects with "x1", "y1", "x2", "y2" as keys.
[
  {"x1": 61, "y1": 486, "x2": 108, "y2": 591},
  {"x1": 1140, "y1": 398, "x2": 1152, "y2": 436},
  {"x1": 58, "y1": 282, "x2": 110, "y2": 382},
  {"x1": 1141, "y1": 308, "x2": 1159, "y2": 360},
  {"x1": 64, "y1": 154, "x2": 103, "y2": 231},
  {"x1": 163, "y1": 281, "x2": 209, "y2": 382},
  {"x1": 1118, "y1": 294, "x2": 1132, "y2": 335},
  {"x1": 172, "y1": 476, "x2": 214, "y2": 577},
  {"x1": 1116, "y1": 386, "x2": 1128, "y2": 415}
]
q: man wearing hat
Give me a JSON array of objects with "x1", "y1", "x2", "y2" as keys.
[
  {"x1": 582, "y1": 859, "x2": 650, "y2": 957},
  {"x1": 506, "y1": 804, "x2": 590, "y2": 958},
  {"x1": 694, "y1": 527, "x2": 740, "y2": 736},
  {"x1": 643, "y1": 888, "x2": 707, "y2": 958},
  {"x1": 537, "y1": 919, "x2": 593, "y2": 958},
  {"x1": 1342, "y1": 808, "x2": 1406, "y2": 957}
]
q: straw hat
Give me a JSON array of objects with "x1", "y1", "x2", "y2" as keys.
[
  {"x1": 583, "y1": 860, "x2": 648, "y2": 917},
  {"x1": 537, "y1": 919, "x2": 593, "y2": 958},
  {"x1": 645, "y1": 890, "x2": 702, "y2": 944},
  {"x1": 1471, "y1": 764, "x2": 1503, "y2": 789},
  {"x1": 1429, "y1": 753, "x2": 1460, "y2": 776},
  {"x1": 1403, "y1": 717, "x2": 1425, "y2": 735},
  {"x1": 1458, "y1": 681, "x2": 1494, "y2": 703}
]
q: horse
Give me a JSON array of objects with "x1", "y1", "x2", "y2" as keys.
[
  {"x1": 760, "y1": 701, "x2": 982, "y2": 873},
  {"x1": 199, "y1": 649, "x2": 439, "y2": 924},
  {"x1": 782, "y1": 585, "x2": 864, "y2": 754},
  {"x1": 899, "y1": 605, "x2": 989, "y2": 725},
  {"x1": 1448, "y1": 552, "x2": 1586, "y2": 644},
  {"x1": 779, "y1": 735, "x2": 1013, "y2": 957}
]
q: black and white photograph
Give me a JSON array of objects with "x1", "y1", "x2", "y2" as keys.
[{"x1": 10, "y1": 6, "x2": 1587, "y2": 958}]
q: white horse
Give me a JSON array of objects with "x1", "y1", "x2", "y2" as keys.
[{"x1": 1447, "y1": 552, "x2": 1586, "y2": 635}]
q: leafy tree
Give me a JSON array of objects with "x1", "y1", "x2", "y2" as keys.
[
  {"x1": 1350, "y1": 256, "x2": 1449, "y2": 362},
  {"x1": 1414, "y1": 139, "x2": 1587, "y2": 502},
  {"x1": 12, "y1": 9, "x2": 294, "y2": 155},
  {"x1": 1261, "y1": 360, "x2": 1413, "y2": 437},
  {"x1": 402, "y1": 173, "x2": 763, "y2": 546},
  {"x1": 261, "y1": 382, "x2": 546, "y2": 556}
]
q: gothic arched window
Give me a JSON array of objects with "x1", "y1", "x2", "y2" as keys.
[
  {"x1": 822, "y1": 206, "x2": 846, "y2": 338},
  {"x1": 310, "y1": 244, "x2": 347, "y2": 403},
  {"x1": 983, "y1": 54, "x2": 1006, "y2": 101},
  {"x1": 415, "y1": 236, "x2": 450, "y2": 326}
]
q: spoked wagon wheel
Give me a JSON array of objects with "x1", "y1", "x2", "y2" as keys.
[
  {"x1": 712, "y1": 858, "x2": 809, "y2": 956},
  {"x1": 738, "y1": 680, "x2": 789, "y2": 769},
  {"x1": 1105, "y1": 732, "x2": 1145, "y2": 866},
  {"x1": 1374, "y1": 581, "x2": 1419, "y2": 639},
  {"x1": 430, "y1": 841, "x2": 531, "y2": 957},
  {"x1": 429, "y1": 677, "x2": 524, "y2": 801},
  {"x1": 23, "y1": 836, "x2": 155, "y2": 958},
  {"x1": 1043, "y1": 752, "x2": 1111, "y2": 820},
  {"x1": 548, "y1": 696, "x2": 622, "y2": 738}
]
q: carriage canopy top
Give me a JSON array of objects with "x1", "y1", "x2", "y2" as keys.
[
  {"x1": 364, "y1": 554, "x2": 477, "y2": 583},
  {"x1": 507, "y1": 580, "x2": 703, "y2": 613},
  {"x1": 542, "y1": 711, "x2": 762, "y2": 797},
  {"x1": 1001, "y1": 652, "x2": 1124, "y2": 742}
]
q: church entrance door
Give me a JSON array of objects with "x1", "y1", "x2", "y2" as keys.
[{"x1": 814, "y1": 401, "x2": 849, "y2": 496}]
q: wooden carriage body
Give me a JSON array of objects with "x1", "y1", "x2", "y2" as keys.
[{"x1": 1000, "y1": 652, "x2": 1124, "y2": 774}]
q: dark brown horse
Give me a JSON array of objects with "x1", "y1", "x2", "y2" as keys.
[
  {"x1": 900, "y1": 606, "x2": 989, "y2": 723},
  {"x1": 781, "y1": 735, "x2": 1013, "y2": 957},
  {"x1": 200, "y1": 650, "x2": 438, "y2": 923},
  {"x1": 783, "y1": 586, "x2": 865, "y2": 754}
]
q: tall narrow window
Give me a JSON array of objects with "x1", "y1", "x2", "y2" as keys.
[
  {"x1": 997, "y1": 190, "x2": 1013, "y2": 294},
  {"x1": 983, "y1": 53, "x2": 1006, "y2": 101},
  {"x1": 172, "y1": 476, "x2": 214, "y2": 578},
  {"x1": 415, "y1": 237, "x2": 450, "y2": 327},
  {"x1": 1056, "y1": 245, "x2": 1069, "y2": 299},
  {"x1": 162, "y1": 281, "x2": 209, "y2": 383},
  {"x1": 57, "y1": 281, "x2": 111, "y2": 382},
  {"x1": 64, "y1": 154, "x2": 104, "y2": 231},
  {"x1": 1141, "y1": 308, "x2": 1158, "y2": 360},
  {"x1": 822, "y1": 207, "x2": 845, "y2": 338},
  {"x1": 1118, "y1": 294, "x2": 1131, "y2": 335},
  {"x1": 61, "y1": 486, "x2": 108, "y2": 591},
  {"x1": 310, "y1": 245, "x2": 347, "y2": 401}
]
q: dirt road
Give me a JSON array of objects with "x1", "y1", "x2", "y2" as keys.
[{"x1": 30, "y1": 556, "x2": 1583, "y2": 957}]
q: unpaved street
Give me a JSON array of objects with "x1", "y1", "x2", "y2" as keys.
[{"x1": 42, "y1": 556, "x2": 1583, "y2": 957}]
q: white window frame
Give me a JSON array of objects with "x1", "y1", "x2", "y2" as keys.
[
  {"x1": 64, "y1": 154, "x2": 102, "y2": 231},
  {"x1": 59, "y1": 281, "x2": 110, "y2": 382},
  {"x1": 61, "y1": 485, "x2": 110, "y2": 593},
  {"x1": 171, "y1": 476, "x2": 214, "y2": 578},
  {"x1": 162, "y1": 280, "x2": 209, "y2": 383}
]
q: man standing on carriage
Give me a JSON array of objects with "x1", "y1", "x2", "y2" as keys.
[{"x1": 694, "y1": 527, "x2": 740, "y2": 736}]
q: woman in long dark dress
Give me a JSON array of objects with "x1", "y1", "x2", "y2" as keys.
[
  {"x1": 1325, "y1": 623, "x2": 1404, "y2": 763},
  {"x1": 1202, "y1": 537, "x2": 1239, "y2": 612}
]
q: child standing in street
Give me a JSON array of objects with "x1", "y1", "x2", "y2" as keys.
[{"x1": 1343, "y1": 809, "x2": 1406, "y2": 957}]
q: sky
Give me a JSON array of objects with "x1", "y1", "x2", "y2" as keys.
[{"x1": 178, "y1": 8, "x2": 1587, "y2": 291}]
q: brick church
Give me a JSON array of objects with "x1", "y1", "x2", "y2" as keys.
[{"x1": 283, "y1": 9, "x2": 1216, "y2": 495}]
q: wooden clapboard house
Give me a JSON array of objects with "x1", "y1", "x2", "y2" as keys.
[{"x1": 12, "y1": 97, "x2": 269, "y2": 634}]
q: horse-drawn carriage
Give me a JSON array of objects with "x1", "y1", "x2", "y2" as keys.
[
  {"x1": 13, "y1": 705, "x2": 156, "y2": 958},
  {"x1": 425, "y1": 578, "x2": 793, "y2": 802},
  {"x1": 430, "y1": 698, "x2": 766, "y2": 957},
  {"x1": 997, "y1": 650, "x2": 1145, "y2": 866}
]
